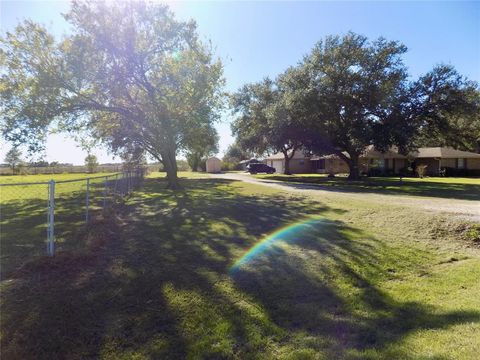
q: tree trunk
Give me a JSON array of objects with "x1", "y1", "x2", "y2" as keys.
[
  {"x1": 191, "y1": 154, "x2": 200, "y2": 172},
  {"x1": 284, "y1": 156, "x2": 291, "y2": 175},
  {"x1": 162, "y1": 148, "x2": 181, "y2": 189},
  {"x1": 282, "y1": 147, "x2": 296, "y2": 175},
  {"x1": 347, "y1": 153, "x2": 361, "y2": 180}
]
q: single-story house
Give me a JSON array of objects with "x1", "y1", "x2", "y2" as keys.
[
  {"x1": 265, "y1": 151, "x2": 312, "y2": 174},
  {"x1": 266, "y1": 146, "x2": 480, "y2": 176},
  {"x1": 311, "y1": 146, "x2": 409, "y2": 175},
  {"x1": 409, "y1": 147, "x2": 480, "y2": 176}
]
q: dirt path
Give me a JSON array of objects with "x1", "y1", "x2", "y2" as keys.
[{"x1": 213, "y1": 172, "x2": 480, "y2": 222}]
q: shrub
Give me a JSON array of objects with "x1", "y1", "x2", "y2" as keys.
[
  {"x1": 443, "y1": 167, "x2": 480, "y2": 177},
  {"x1": 416, "y1": 164, "x2": 428, "y2": 178}
]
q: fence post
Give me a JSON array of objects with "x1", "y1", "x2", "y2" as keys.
[
  {"x1": 47, "y1": 180, "x2": 55, "y2": 256},
  {"x1": 85, "y1": 178, "x2": 90, "y2": 224},
  {"x1": 114, "y1": 174, "x2": 119, "y2": 200},
  {"x1": 103, "y1": 177, "x2": 107, "y2": 210}
]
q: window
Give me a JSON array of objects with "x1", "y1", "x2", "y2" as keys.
[
  {"x1": 458, "y1": 158, "x2": 465, "y2": 169},
  {"x1": 317, "y1": 159, "x2": 325, "y2": 170}
]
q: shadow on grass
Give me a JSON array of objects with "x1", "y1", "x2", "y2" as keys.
[
  {"x1": 258, "y1": 175, "x2": 480, "y2": 201},
  {"x1": 0, "y1": 182, "x2": 117, "y2": 278},
  {"x1": 231, "y1": 218, "x2": 479, "y2": 358},
  {"x1": 1, "y1": 177, "x2": 478, "y2": 359}
]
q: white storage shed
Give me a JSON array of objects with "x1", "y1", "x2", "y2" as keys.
[{"x1": 206, "y1": 157, "x2": 222, "y2": 173}]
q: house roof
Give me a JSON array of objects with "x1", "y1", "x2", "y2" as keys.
[
  {"x1": 311, "y1": 152, "x2": 348, "y2": 160},
  {"x1": 362, "y1": 145, "x2": 408, "y2": 159},
  {"x1": 266, "y1": 150, "x2": 309, "y2": 160},
  {"x1": 412, "y1": 147, "x2": 480, "y2": 159}
]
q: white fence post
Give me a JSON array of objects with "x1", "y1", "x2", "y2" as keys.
[
  {"x1": 85, "y1": 178, "x2": 90, "y2": 224},
  {"x1": 47, "y1": 179, "x2": 55, "y2": 256},
  {"x1": 114, "y1": 174, "x2": 119, "y2": 197},
  {"x1": 103, "y1": 177, "x2": 107, "y2": 210}
]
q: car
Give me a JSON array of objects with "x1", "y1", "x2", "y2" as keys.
[{"x1": 247, "y1": 163, "x2": 276, "y2": 174}]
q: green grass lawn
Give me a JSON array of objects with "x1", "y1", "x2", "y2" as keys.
[
  {"x1": 255, "y1": 173, "x2": 480, "y2": 201},
  {"x1": 1, "y1": 172, "x2": 479, "y2": 359},
  {"x1": 0, "y1": 172, "x2": 120, "y2": 275}
]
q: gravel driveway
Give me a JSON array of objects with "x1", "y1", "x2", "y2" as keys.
[{"x1": 213, "y1": 172, "x2": 480, "y2": 222}]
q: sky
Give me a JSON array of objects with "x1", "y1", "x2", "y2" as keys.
[{"x1": 1, "y1": 0, "x2": 479, "y2": 165}]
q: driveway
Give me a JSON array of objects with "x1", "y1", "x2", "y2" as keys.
[{"x1": 213, "y1": 172, "x2": 480, "y2": 222}]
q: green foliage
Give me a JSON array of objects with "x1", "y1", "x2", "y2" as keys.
[
  {"x1": 231, "y1": 73, "x2": 310, "y2": 174},
  {"x1": 176, "y1": 159, "x2": 190, "y2": 171},
  {"x1": 84, "y1": 154, "x2": 98, "y2": 173},
  {"x1": 465, "y1": 226, "x2": 480, "y2": 243},
  {"x1": 4, "y1": 147, "x2": 23, "y2": 174},
  {"x1": 222, "y1": 141, "x2": 252, "y2": 164},
  {"x1": 220, "y1": 161, "x2": 240, "y2": 171},
  {"x1": 408, "y1": 67, "x2": 480, "y2": 152},
  {"x1": 299, "y1": 33, "x2": 410, "y2": 178},
  {"x1": 230, "y1": 32, "x2": 479, "y2": 179},
  {"x1": 0, "y1": 1, "x2": 224, "y2": 189},
  {"x1": 185, "y1": 124, "x2": 219, "y2": 171}
]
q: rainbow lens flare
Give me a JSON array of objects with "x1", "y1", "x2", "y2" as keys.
[{"x1": 230, "y1": 217, "x2": 325, "y2": 273}]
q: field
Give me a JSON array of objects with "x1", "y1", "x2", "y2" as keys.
[
  {"x1": 0, "y1": 172, "x2": 118, "y2": 276},
  {"x1": 0, "y1": 172, "x2": 116, "y2": 184},
  {"x1": 255, "y1": 174, "x2": 480, "y2": 201},
  {"x1": 1, "y1": 172, "x2": 479, "y2": 359}
]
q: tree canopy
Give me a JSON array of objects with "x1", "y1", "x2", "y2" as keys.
[
  {"x1": 231, "y1": 32, "x2": 479, "y2": 179},
  {"x1": 4, "y1": 148, "x2": 23, "y2": 174},
  {"x1": 231, "y1": 72, "x2": 310, "y2": 174},
  {"x1": 301, "y1": 34, "x2": 479, "y2": 178},
  {"x1": 84, "y1": 154, "x2": 98, "y2": 173},
  {"x1": 185, "y1": 123, "x2": 219, "y2": 172},
  {"x1": 0, "y1": 0, "x2": 224, "y2": 188}
]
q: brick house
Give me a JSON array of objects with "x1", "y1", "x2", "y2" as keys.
[{"x1": 266, "y1": 146, "x2": 480, "y2": 176}]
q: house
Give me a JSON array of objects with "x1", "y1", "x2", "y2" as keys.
[
  {"x1": 265, "y1": 151, "x2": 312, "y2": 174},
  {"x1": 266, "y1": 146, "x2": 480, "y2": 176},
  {"x1": 206, "y1": 157, "x2": 222, "y2": 173},
  {"x1": 410, "y1": 147, "x2": 480, "y2": 176}
]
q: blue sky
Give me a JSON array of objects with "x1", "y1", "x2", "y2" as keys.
[{"x1": 1, "y1": 1, "x2": 479, "y2": 164}]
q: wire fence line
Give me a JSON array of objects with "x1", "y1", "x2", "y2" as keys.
[{"x1": 0, "y1": 169, "x2": 145, "y2": 275}]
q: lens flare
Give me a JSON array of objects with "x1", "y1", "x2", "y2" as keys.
[{"x1": 229, "y1": 217, "x2": 325, "y2": 273}]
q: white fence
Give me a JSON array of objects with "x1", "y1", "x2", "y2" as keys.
[{"x1": 0, "y1": 170, "x2": 145, "y2": 275}]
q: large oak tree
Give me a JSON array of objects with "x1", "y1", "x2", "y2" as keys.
[
  {"x1": 302, "y1": 33, "x2": 479, "y2": 179},
  {"x1": 231, "y1": 73, "x2": 310, "y2": 175},
  {"x1": 0, "y1": 1, "x2": 224, "y2": 188}
]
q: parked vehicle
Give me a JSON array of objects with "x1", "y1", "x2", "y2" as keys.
[{"x1": 247, "y1": 163, "x2": 275, "y2": 174}]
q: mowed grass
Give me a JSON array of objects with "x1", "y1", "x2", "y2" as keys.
[
  {"x1": 1, "y1": 172, "x2": 479, "y2": 359},
  {"x1": 0, "y1": 172, "x2": 119, "y2": 276},
  {"x1": 255, "y1": 173, "x2": 480, "y2": 201}
]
